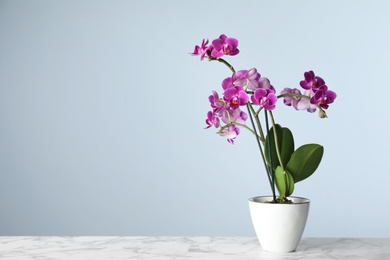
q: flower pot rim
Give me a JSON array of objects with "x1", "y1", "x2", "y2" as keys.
[{"x1": 249, "y1": 195, "x2": 310, "y2": 204}]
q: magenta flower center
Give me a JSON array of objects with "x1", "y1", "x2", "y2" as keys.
[{"x1": 231, "y1": 97, "x2": 239, "y2": 106}]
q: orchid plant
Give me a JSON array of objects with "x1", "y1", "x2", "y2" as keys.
[{"x1": 190, "y1": 34, "x2": 337, "y2": 203}]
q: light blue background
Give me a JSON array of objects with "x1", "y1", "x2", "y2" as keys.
[{"x1": 1, "y1": 0, "x2": 389, "y2": 237}]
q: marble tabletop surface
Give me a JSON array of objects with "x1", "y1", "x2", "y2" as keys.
[{"x1": 1, "y1": 236, "x2": 389, "y2": 259}]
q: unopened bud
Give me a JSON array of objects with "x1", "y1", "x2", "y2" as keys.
[{"x1": 318, "y1": 109, "x2": 327, "y2": 118}]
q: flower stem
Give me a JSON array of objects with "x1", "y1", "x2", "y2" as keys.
[
  {"x1": 264, "y1": 110, "x2": 276, "y2": 202},
  {"x1": 269, "y1": 111, "x2": 284, "y2": 171},
  {"x1": 248, "y1": 103, "x2": 265, "y2": 144},
  {"x1": 219, "y1": 122, "x2": 256, "y2": 136},
  {"x1": 277, "y1": 92, "x2": 309, "y2": 100},
  {"x1": 210, "y1": 57, "x2": 235, "y2": 73},
  {"x1": 246, "y1": 103, "x2": 274, "y2": 194}
]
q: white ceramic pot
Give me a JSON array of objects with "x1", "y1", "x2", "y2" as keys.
[{"x1": 248, "y1": 196, "x2": 310, "y2": 253}]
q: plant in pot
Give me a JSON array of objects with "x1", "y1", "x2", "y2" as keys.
[{"x1": 190, "y1": 34, "x2": 337, "y2": 253}]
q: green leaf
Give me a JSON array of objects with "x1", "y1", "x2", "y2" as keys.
[
  {"x1": 274, "y1": 166, "x2": 295, "y2": 198},
  {"x1": 286, "y1": 144, "x2": 324, "y2": 183},
  {"x1": 264, "y1": 124, "x2": 294, "y2": 170}
]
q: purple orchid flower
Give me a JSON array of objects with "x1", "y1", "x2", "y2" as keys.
[
  {"x1": 296, "y1": 97, "x2": 318, "y2": 112},
  {"x1": 251, "y1": 88, "x2": 277, "y2": 111},
  {"x1": 258, "y1": 77, "x2": 275, "y2": 92},
  {"x1": 190, "y1": 39, "x2": 211, "y2": 61},
  {"x1": 310, "y1": 87, "x2": 337, "y2": 109},
  {"x1": 280, "y1": 87, "x2": 308, "y2": 111},
  {"x1": 232, "y1": 68, "x2": 261, "y2": 90},
  {"x1": 222, "y1": 108, "x2": 248, "y2": 125},
  {"x1": 208, "y1": 91, "x2": 226, "y2": 114},
  {"x1": 205, "y1": 111, "x2": 220, "y2": 129},
  {"x1": 300, "y1": 70, "x2": 326, "y2": 91},
  {"x1": 223, "y1": 86, "x2": 249, "y2": 109},
  {"x1": 211, "y1": 34, "x2": 239, "y2": 58},
  {"x1": 222, "y1": 76, "x2": 233, "y2": 90},
  {"x1": 219, "y1": 125, "x2": 240, "y2": 144}
]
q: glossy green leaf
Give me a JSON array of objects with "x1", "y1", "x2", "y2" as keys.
[
  {"x1": 264, "y1": 124, "x2": 294, "y2": 170},
  {"x1": 274, "y1": 166, "x2": 295, "y2": 198},
  {"x1": 286, "y1": 144, "x2": 324, "y2": 183}
]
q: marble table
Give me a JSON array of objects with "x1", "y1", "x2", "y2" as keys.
[{"x1": 1, "y1": 236, "x2": 389, "y2": 259}]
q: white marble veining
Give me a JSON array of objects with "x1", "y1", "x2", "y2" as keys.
[{"x1": 0, "y1": 236, "x2": 389, "y2": 259}]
